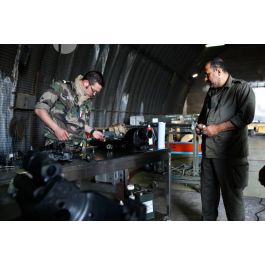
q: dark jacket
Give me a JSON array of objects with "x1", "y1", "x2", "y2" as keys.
[{"x1": 198, "y1": 75, "x2": 255, "y2": 158}]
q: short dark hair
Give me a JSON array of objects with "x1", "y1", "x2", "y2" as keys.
[
  {"x1": 82, "y1": 71, "x2": 105, "y2": 87},
  {"x1": 207, "y1": 57, "x2": 228, "y2": 72}
]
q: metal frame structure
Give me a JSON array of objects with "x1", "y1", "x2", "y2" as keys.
[
  {"x1": 168, "y1": 120, "x2": 201, "y2": 185},
  {"x1": 62, "y1": 148, "x2": 172, "y2": 220}
]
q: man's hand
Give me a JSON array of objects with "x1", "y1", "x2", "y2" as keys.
[
  {"x1": 54, "y1": 127, "x2": 69, "y2": 141},
  {"x1": 201, "y1": 121, "x2": 236, "y2": 137},
  {"x1": 85, "y1": 125, "x2": 105, "y2": 141},
  {"x1": 196, "y1": 123, "x2": 219, "y2": 137},
  {"x1": 35, "y1": 108, "x2": 69, "y2": 141},
  {"x1": 195, "y1": 123, "x2": 206, "y2": 135},
  {"x1": 92, "y1": 130, "x2": 104, "y2": 141},
  {"x1": 202, "y1": 124, "x2": 220, "y2": 137}
]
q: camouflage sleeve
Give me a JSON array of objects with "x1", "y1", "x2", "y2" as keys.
[
  {"x1": 35, "y1": 82, "x2": 62, "y2": 111},
  {"x1": 83, "y1": 100, "x2": 92, "y2": 125}
]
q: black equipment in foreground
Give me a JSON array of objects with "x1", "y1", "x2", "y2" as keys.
[{"x1": 13, "y1": 151, "x2": 146, "y2": 221}]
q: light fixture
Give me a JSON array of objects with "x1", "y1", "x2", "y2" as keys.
[
  {"x1": 205, "y1": 44, "x2": 225, "y2": 48},
  {"x1": 192, "y1": 73, "x2": 198, "y2": 78}
]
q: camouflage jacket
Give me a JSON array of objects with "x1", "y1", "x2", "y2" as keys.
[{"x1": 35, "y1": 80, "x2": 92, "y2": 145}]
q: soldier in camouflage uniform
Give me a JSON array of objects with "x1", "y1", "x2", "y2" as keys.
[{"x1": 35, "y1": 71, "x2": 104, "y2": 151}]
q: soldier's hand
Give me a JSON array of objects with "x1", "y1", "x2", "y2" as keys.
[
  {"x1": 54, "y1": 127, "x2": 69, "y2": 141},
  {"x1": 92, "y1": 130, "x2": 104, "y2": 141}
]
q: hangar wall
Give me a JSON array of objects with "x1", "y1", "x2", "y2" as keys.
[{"x1": 0, "y1": 44, "x2": 202, "y2": 154}]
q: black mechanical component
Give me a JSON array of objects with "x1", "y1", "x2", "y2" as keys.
[
  {"x1": 48, "y1": 152, "x2": 73, "y2": 162},
  {"x1": 41, "y1": 142, "x2": 74, "y2": 161},
  {"x1": 124, "y1": 127, "x2": 149, "y2": 150},
  {"x1": 22, "y1": 151, "x2": 62, "y2": 185},
  {"x1": 90, "y1": 138, "x2": 127, "y2": 151},
  {"x1": 90, "y1": 127, "x2": 149, "y2": 152},
  {"x1": 13, "y1": 151, "x2": 146, "y2": 221}
]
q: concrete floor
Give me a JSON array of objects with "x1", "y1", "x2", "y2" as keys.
[
  {"x1": 153, "y1": 185, "x2": 265, "y2": 221},
  {"x1": 244, "y1": 135, "x2": 265, "y2": 197}
]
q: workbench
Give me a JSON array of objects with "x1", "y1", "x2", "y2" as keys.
[{"x1": 62, "y1": 148, "x2": 172, "y2": 220}]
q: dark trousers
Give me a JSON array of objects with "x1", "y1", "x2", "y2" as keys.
[{"x1": 201, "y1": 157, "x2": 249, "y2": 221}]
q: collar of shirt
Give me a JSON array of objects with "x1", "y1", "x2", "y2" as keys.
[{"x1": 223, "y1": 75, "x2": 233, "y2": 89}]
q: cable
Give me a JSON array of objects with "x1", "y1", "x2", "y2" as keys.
[{"x1": 255, "y1": 198, "x2": 265, "y2": 221}]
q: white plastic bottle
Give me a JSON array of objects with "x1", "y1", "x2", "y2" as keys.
[
  {"x1": 127, "y1": 184, "x2": 135, "y2": 200},
  {"x1": 147, "y1": 125, "x2": 153, "y2": 146}
]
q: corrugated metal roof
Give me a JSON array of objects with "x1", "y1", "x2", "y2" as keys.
[{"x1": 131, "y1": 44, "x2": 205, "y2": 78}]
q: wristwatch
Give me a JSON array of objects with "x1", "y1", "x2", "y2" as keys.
[{"x1": 90, "y1": 129, "x2": 95, "y2": 136}]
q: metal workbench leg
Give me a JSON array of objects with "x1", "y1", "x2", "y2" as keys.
[{"x1": 165, "y1": 151, "x2": 172, "y2": 220}]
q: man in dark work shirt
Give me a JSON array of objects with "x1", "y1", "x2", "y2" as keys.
[{"x1": 196, "y1": 57, "x2": 255, "y2": 221}]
